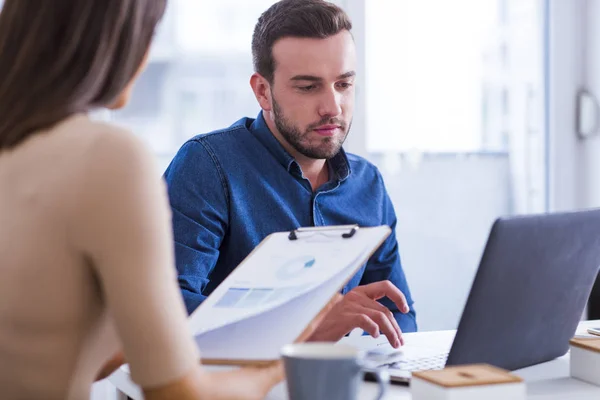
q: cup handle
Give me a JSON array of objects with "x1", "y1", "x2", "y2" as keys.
[{"x1": 362, "y1": 366, "x2": 390, "y2": 400}]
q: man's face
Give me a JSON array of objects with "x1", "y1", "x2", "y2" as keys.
[{"x1": 268, "y1": 30, "x2": 356, "y2": 160}]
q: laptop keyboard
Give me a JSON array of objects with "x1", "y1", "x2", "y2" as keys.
[{"x1": 381, "y1": 352, "x2": 449, "y2": 372}]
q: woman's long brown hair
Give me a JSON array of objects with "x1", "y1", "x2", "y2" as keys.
[{"x1": 0, "y1": 0, "x2": 167, "y2": 149}]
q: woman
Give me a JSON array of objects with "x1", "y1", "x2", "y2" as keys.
[{"x1": 0, "y1": 1, "x2": 334, "y2": 399}]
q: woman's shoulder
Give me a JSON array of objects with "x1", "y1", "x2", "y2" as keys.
[
  {"x1": 65, "y1": 114, "x2": 166, "y2": 227},
  {"x1": 64, "y1": 114, "x2": 146, "y2": 154},
  {"x1": 50, "y1": 115, "x2": 163, "y2": 209},
  {"x1": 63, "y1": 114, "x2": 157, "y2": 175}
]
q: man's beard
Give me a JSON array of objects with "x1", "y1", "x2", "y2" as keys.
[{"x1": 272, "y1": 95, "x2": 351, "y2": 160}]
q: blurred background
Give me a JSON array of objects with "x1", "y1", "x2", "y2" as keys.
[{"x1": 110, "y1": 0, "x2": 549, "y2": 332}]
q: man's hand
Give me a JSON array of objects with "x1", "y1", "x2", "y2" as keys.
[
  {"x1": 295, "y1": 293, "x2": 344, "y2": 343},
  {"x1": 307, "y1": 280, "x2": 410, "y2": 348}
]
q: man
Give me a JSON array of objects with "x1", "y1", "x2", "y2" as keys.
[{"x1": 164, "y1": 0, "x2": 417, "y2": 348}]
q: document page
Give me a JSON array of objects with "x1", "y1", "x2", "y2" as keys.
[{"x1": 189, "y1": 226, "x2": 391, "y2": 337}]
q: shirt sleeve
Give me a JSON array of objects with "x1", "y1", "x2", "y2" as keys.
[
  {"x1": 359, "y1": 171, "x2": 418, "y2": 333},
  {"x1": 163, "y1": 140, "x2": 229, "y2": 315},
  {"x1": 71, "y1": 127, "x2": 199, "y2": 388}
]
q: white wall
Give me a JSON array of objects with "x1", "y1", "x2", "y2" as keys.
[
  {"x1": 375, "y1": 153, "x2": 511, "y2": 331},
  {"x1": 548, "y1": 0, "x2": 587, "y2": 211},
  {"x1": 578, "y1": 0, "x2": 600, "y2": 210}
]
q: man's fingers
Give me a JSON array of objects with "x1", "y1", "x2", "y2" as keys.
[
  {"x1": 359, "y1": 306, "x2": 400, "y2": 348},
  {"x1": 362, "y1": 297, "x2": 404, "y2": 346},
  {"x1": 348, "y1": 290, "x2": 403, "y2": 345},
  {"x1": 359, "y1": 281, "x2": 410, "y2": 314},
  {"x1": 353, "y1": 314, "x2": 380, "y2": 338}
]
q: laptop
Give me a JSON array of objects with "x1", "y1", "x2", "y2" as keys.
[{"x1": 364, "y1": 209, "x2": 600, "y2": 384}]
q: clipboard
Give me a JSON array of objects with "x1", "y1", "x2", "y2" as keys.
[{"x1": 188, "y1": 225, "x2": 392, "y2": 366}]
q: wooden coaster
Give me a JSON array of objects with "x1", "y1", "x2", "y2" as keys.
[
  {"x1": 412, "y1": 364, "x2": 523, "y2": 388},
  {"x1": 570, "y1": 337, "x2": 600, "y2": 386},
  {"x1": 570, "y1": 337, "x2": 600, "y2": 354}
]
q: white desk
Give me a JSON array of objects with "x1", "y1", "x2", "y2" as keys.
[{"x1": 109, "y1": 320, "x2": 600, "y2": 399}]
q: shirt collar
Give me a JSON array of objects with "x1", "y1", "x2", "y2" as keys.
[{"x1": 249, "y1": 111, "x2": 352, "y2": 182}]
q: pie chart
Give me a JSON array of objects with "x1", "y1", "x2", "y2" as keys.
[{"x1": 276, "y1": 255, "x2": 317, "y2": 281}]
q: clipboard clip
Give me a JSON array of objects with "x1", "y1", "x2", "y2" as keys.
[{"x1": 288, "y1": 225, "x2": 359, "y2": 241}]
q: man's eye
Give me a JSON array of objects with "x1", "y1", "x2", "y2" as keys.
[
  {"x1": 337, "y1": 82, "x2": 353, "y2": 89},
  {"x1": 298, "y1": 85, "x2": 317, "y2": 92}
]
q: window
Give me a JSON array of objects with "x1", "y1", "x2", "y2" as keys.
[
  {"x1": 348, "y1": 0, "x2": 547, "y2": 330},
  {"x1": 110, "y1": 0, "x2": 282, "y2": 169}
]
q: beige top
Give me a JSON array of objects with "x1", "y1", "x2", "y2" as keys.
[{"x1": 0, "y1": 115, "x2": 199, "y2": 399}]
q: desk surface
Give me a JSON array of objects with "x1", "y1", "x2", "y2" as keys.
[{"x1": 109, "y1": 320, "x2": 600, "y2": 399}]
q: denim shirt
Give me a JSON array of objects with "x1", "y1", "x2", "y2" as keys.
[{"x1": 164, "y1": 112, "x2": 417, "y2": 332}]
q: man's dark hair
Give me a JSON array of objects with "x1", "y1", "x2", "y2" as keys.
[{"x1": 252, "y1": 0, "x2": 352, "y2": 83}]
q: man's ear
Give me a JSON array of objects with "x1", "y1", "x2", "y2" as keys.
[{"x1": 250, "y1": 73, "x2": 273, "y2": 112}]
